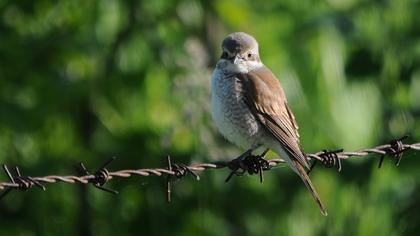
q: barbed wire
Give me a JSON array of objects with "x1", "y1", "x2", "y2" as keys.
[{"x1": 1, "y1": 136, "x2": 419, "y2": 200}]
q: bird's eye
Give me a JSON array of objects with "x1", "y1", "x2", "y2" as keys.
[
  {"x1": 221, "y1": 51, "x2": 228, "y2": 59},
  {"x1": 247, "y1": 53, "x2": 252, "y2": 59}
]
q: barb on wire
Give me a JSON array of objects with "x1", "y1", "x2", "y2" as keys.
[
  {"x1": 378, "y1": 135, "x2": 408, "y2": 168},
  {"x1": 79, "y1": 157, "x2": 118, "y2": 194},
  {"x1": 166, "y1": 155, "x2": 200, "y2": 202},
  {"x1": 0, "y1": 137, "x2": 419, "y2": 199},
  {"x1": 307, "y1": 149, "x2": 343, "y2": 174},
  {"x1": 0, "y1": 164, "x2": 46, "y2": 200}
]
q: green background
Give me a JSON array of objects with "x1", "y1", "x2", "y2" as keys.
[{"x1": 1, "y1": 0, "x2": 420, "y2": 235}]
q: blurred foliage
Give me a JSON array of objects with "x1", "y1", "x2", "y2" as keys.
[{"x1": 0, "y1": 0, "x2": 420, "y2": 235}]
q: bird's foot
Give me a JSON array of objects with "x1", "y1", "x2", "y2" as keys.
[{"x1": 225, "y1": 149, "x2": 270, "y2": 183}]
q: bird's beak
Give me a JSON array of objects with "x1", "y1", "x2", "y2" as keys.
[{"x1": 232, "y1": 55, "x2": 243, "y2": 65}]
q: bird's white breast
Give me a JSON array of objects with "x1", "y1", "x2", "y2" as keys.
[{"x1": 211, "y1": 67, "x2": 263, "y2": 150}]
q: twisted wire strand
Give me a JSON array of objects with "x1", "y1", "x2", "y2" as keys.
[{"x1": 1, "y1": 141, "x2": 419, "y2": 191}]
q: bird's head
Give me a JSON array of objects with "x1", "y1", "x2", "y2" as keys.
[{"x1": 217, "y1": 32, "x2": 262, "y2": 74}]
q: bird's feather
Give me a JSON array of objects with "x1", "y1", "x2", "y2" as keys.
[
  {"x1": 237, "y1": 66, "x2": 308, "y2": 168},
  {"x1": 237, "y1": 66, "x2": 327, "y2": 215}
]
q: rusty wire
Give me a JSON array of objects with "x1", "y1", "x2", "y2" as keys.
[{"x1": 1, "y1": 137, "x2": 420, "y2": 199}]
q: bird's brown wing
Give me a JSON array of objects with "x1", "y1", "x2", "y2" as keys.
[
  {"x1": 238, "y1": 66, "x2": 327, "y2": 215},
  {"x1": 238, "y1": 66, "x2": 308, "y2": 168},
  {"x1": 285, "y1": 102, "x2": 300, "y2": 138}
]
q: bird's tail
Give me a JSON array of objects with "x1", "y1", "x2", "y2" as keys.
[{"x1": 291, "y1": 158, "x2": 328, "y2": 216}]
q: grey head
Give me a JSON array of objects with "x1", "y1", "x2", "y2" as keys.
[{"x1": 220, "y1": 32, "x2": 261, "y2": 66}]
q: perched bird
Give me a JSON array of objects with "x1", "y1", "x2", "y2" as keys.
[{"x1": 211, "y1": 32, "x2": 327, "y2": 215}]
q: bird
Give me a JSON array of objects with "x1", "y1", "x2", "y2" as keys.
[{"x1": 211, "y1": 32, "x2": 327, "y2": 216}]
